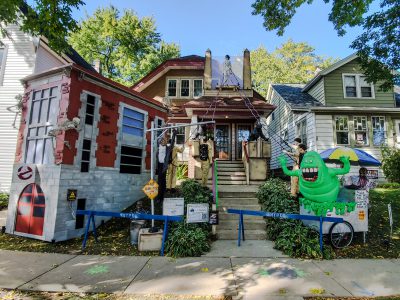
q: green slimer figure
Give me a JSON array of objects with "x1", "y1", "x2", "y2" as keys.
[{"x1": 279, "y1": 151, "x2": 355, "y2": 216}]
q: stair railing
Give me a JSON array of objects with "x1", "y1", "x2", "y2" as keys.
[
  {"x1": 212, "y1": 159, "x2": 219, "y2": 208},
  {"x1": 242, "y1": 141, "x2": 250, "y2": 185}
]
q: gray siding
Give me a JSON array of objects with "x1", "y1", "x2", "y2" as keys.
[
  {"x1": 34, "y1": 44, "x2": 64, "y2": 74},
  {"x1": 0, "y1": 24, "x2": 36, "y2": 192},
  {"x1": 307, "y1": 78, "x2": 325, "y2": 104}
]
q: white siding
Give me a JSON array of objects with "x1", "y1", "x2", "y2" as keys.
[
  {"x1": 308, "y1": 78, "x2": 325, "y2": 104},
  {"x1": 0, "y1": 24, "x2": 36, "y2": 192},
  {"x1": 34, "y1": 44, "x2": 64, "y2": 74}
]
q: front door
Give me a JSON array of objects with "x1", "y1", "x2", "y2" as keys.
[
  {"x1": 236, "y1": 124, "x2": 251, "y2": 160},
  {"x1": 215, "y1": 125, "x2": 230, "y2": 160},
  {"x1": 15, "y1": 183, "x2": 45, "y2": 236},
  {"x1": 395, "y1": 120, "x2": 400, "y2": 148}
]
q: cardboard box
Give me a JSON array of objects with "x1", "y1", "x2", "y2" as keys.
[{"x1": 138, "y1": 228, "x2": 163, "y2": 251}]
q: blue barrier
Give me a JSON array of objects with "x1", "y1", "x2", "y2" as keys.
[
  {"x1": 76, "y1": 210, "x2": 183, "y2": 256},
  {"x1": 227, "y1": 209, "x2": 344, "y2": 252}
]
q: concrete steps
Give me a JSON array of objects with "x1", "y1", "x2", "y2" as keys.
[
  {"x1": 218, "y1": 219, "x2": 266, "y2": 230},
  {"x1": 217, "y1": 229, "x2": 267, "y2": 240}
]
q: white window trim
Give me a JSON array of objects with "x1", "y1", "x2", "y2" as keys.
[
  {"x1": 371, "y1": 115, "x2": 386, "y2": 146},
  {"x1": 115, "y1": 102, "x2": 148, "y2": 172},
  {"x1": 342, "y1": 73, "x2": 375, "y2": 99},
  {"x1": 353, "y1": 115, "x2": 369, "y2": 147},
  {"x1": 296, "y1": 118, "x2": 307, "y2": 145},
  {"x1": 165, "y1": 77, "x2": 203, "y2": 99},
  {"x1": 335, "y1": 115, "x2": 350, "y2": 146},
  {"x1": 0, "y1": 43, "x2": 8, "y2": 86}
]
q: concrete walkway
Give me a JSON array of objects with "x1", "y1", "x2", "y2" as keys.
[{"x1": 0, "y1": 241, "x2": 399, "y2": 300}]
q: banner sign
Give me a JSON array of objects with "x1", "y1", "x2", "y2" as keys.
[{"x1": 187, "y1": 203, "x2": 209, "y2": 223}]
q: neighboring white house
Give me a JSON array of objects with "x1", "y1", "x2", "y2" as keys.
[
  {"x1": 266, "y1": 53, "x2": 400, "y2": 179},
  {"x1": 0, "y1": 23, "x2": 36, "y2": 192}
]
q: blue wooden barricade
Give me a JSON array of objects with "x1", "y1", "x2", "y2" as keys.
[
  {"x1": 227, "y1": 209, "x2": 343, "y2": 252},
  {"x1": 76, "y1": 210, "x2": 182, "y2": 256}
]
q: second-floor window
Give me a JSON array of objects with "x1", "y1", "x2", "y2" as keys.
[
  {"x1": 168, "y1": 79, "x2": 177, "y2": 97},
  {"x1": 166, "y1": 78, "x2": 203, "y2": 98},
  {"x1": 335, "y1": 116, "x2": 349, "y2": 145},
  {"x1": 343, "y1": 74, "x2": 374, "y2": 99}
]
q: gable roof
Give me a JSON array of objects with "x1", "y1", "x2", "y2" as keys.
[
  {"x1": 302, "y1": 53, "x2": 358, "y2": 92},
  {"x1": 272, "y1": 84, "x2": 322, "y2": 109},
  {"x1": 132, "y1": 55, "x2": 205, "y2": 92}
]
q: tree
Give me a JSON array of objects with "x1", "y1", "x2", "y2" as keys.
[
  {"x1": 69, "y1": 6, "x2": 180, "y2": 86},
  {"x1": 0, "y1": 0, "x2": 84, "y2": 53},
  {"x1": 251, "y1": 0, "x2": 399, "y2": 91},
  {"x1": 251, "y1": 40, "x2": 338, "y2": 96}
]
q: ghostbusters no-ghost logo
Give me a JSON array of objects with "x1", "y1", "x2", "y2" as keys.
[{"x1": 17, "y1": 166, "x2": 33, "y2": 180}]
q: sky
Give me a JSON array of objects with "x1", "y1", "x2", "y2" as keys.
[{"x1": 70, "y1": 0, "x2": 369, "y2": 60}]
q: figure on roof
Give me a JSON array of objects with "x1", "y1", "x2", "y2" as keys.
[{"x1": 222, "y1": 55, "x2": 232, "y2": 86}]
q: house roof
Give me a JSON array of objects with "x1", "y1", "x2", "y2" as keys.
[
  {"x1": 271, "y1": 84, "x2": 322, "y2": 109},
  {"x1": 302, "y1": 53, "x2": 358, "y2": 92},
  {"x1": 132, "y1": 55, "x2": 205, "y2": 91},
  {"x1": 395, "y1": 86, "x2": 400, "y2": 108}
]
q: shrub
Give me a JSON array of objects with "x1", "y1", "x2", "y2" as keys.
[
  {"x1": 176, "y1": 164, "x2": 188, "y2": 181},
  {"x1": 165, "y1": 222, "x2": 210, "y2": 257},
  {"x1": 377, "y1": 182, "x2": 400, "y2": 189},
  {"x1": 0, "y1": 193, "x2": 9, "y2": 210},
  {"x1": 166, "y1": 179, "x2": 212, "y2": 257},
  {"x1": 381, "y1": 146, "x2": 400, "y2": 183},
  {"x1": 257, "y1": 178, "x2": 334, "y2": 259}
]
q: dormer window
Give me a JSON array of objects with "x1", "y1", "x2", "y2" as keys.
[
  {"x1": 343, "y1": 74, "x2": 375, "y2": 99},
  {"x1": 180, "y1": 79, "x2": 190, "y2": 97},
  {"x1": 168, "y1": 79, "x2": 177, "y2": 97},
  {"x1": 166, "y1": 78, "x2": 203, "y2": 98}
]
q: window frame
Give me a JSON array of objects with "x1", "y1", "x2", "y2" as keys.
[
  {"x1": 342, "y1": 73, "x2": 375, "y2": 99},
  {"x1": 335, "y1": 115, "x2": 350, "y2": 146},
  {"x1": 371, "y1": 116, "x2": 386, "y2": 146},
  {"x1": 353, "y1": 116, "x2": 369, "y2": 147},
  {"x1": 0, "y1": 42, "x2": 8, "y2": 86},
  {"x1": 193, "y1": 79, "x2": 203, "y2": 98},
  {"x1": 167, "y1": 79, "x2": 177, "y2": 97},
  {"x1": 296, "y1": 119, "x2": 307, "y2": 146},
  {"x1": 165, "y1": 77, "x2": 203, "y2": 99}
]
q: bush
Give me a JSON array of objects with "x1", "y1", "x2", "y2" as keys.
[
  {"x1": 165, "y1": 222, "x2": 210, "y2": 257},
  {"x1": 166, "y1": 179, "x2": 212, "y2": 257},
  {"x1": 377, "y1": 182, "x2": 400, "y2": 189},
  {"x1": 176, "y1": 164, "x2": 188, "y2": 181},
  {"x1": 0, "y1": 193, "x2": 9, "y2": 210},
  {"x1": 257, "y1": 178, "x2": 334, "y2": 259},
  {"x1": 381, "y1": 146, "x2": 400, "y2": 183}
]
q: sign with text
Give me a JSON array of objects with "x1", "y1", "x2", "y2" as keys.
[
  {"x1": 142, "y1": 179, "x2": 159, "y2": 200},
  {"x1": 163, "y1": 198, "x2": 184, "y2": 216},
  {"x1": 355, "y1": 190, "x2": 369, "y2": 209},
  {"x1": 367, "y1": 169, "x2": 378, "y2": 180},
  {"x1": 187, "y1": 203, "x2": 209, "y2": 223},
  {"x1": 209, "y1": 210, "x2": 219, "y2": 225},
  {"x1": 67, "y1": 189, "x2": 77, "y2": 201}
]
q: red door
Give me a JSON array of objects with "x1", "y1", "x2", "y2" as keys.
[{"x1": 15, "y1": 184, "x2": 45, "y2": 236}]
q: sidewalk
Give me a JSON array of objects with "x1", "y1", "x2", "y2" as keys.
[{"x1": 0, "y1": 241, "x2": 399, "y2": 300}]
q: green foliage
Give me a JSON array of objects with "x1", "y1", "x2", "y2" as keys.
[
  {"x1": 377, "y1": 182, "x2": 400, "y2": 189},
  {"x1": 251, "y1": 0, "x2": 399, "y2": 90},
  {"x1": 257, "y1": 178, "x2": 334, "y2": 259},
  {"x1": 165, "y1": 222, "x2": 210, "y2": 257},
  {"x1": 69, "y1": 6, "x2": 180, "y2": 86},
  {"x1": 0, "y1": 0, "x2": 84, "y2": 54},
  {"x1": 0, "y1": 193, "x2": 9, "y2": 210},
  {"x1": 180, "y1": 179, "x2": 212, "y2": 204},
  {"x1": 251, "y1": 40, "x2": 338, "y2": 96},
  {"x1": 381, "y1": 146, "x2": 400, "y2": 183},
  {"x1": 176, "y1": 164, "x2": 188, "y2": 181}
]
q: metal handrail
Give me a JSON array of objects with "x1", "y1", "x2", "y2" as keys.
[
  {"x1": 242, "y1": 141, "x2": 250, "y2": 185},
  {"x1": 213, "y1": 160, "x2": 219, "y2": 208}
]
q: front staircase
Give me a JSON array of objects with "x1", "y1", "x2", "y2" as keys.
[{"x1": 213, "y1": 160, "x2": 266, "y2": 240}]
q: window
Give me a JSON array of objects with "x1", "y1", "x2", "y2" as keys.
[
  {"x1": 85, "y1": 95, "x2": 95, "y2": 125},
  {"x1": 296, "y1": 119, "x2": 307, "y2": 146},
  {"x1": 343, "y1": 74, "x2": 374, "y2": 98},
  {"x1": 0, "y1": 43, "x2": 7, "y2": 85},
  {"x1": 174, "y1": 124, "x2": 186, "y2": 144},
  {"x1": 353, "y1": 116, "x2": 368, "y2": 146},
  {"x1": 335, "y1": 116, "x2": 349, "y2": 145},
  {"x1": 122, "y1": 108, "x2": 144, "y2": 137},
  {"x1": 168, "y1": 79, "x2": 177, "y2": 97},
  {"x1": 80, "y1": 139, "x2": 91, "y2": 172},
  {"x1": 25, "y1": 87, "x2": 59, "y2": 164},
  {"x1": 193, "y1": 79, "x2": 203, "y2": 97},
  {"x1": 180, "y1": 79, "x2": 190, "y2": 97},
  {"x1": 120, "y1": 146, "x2": 142, "y2": 174},
  {"x1": 372, "y1": 116, "x2": 386, "y2": 146},
  {"x1": 282, "y1": 129, "x2": 288, "y2": 143}
]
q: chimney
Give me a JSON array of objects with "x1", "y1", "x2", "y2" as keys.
[
  {"x1": 93, "y1": 59, "x2": 102, "y2": 74},
  {"x1": 204, "y1": 49, "x2": 212, "y2": 90},
  {"x1": 243, "y1": 49, "x2": 251, "y2": 89}
]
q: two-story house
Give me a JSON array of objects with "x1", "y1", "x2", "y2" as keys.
[{"x1": 266, "y1": 53, "x2": 400, "y2": 179}]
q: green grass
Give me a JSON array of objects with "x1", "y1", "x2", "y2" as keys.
[{"x1": 334, "y1": 188, "x2": 400, "y2": 258}]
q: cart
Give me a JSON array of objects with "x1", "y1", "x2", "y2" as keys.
[{"x1": 301, "y1": 188, "x2": 369, "y2": 249}]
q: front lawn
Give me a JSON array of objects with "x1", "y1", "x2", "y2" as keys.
[{"x1": 334, "y1": 188, "x2": 400, "y2": 258}]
